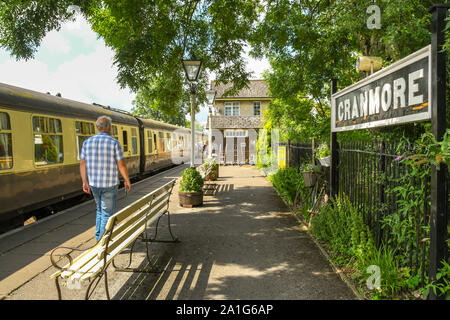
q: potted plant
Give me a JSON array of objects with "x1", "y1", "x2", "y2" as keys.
[
  {"x1": 200, "y1": 158, "x2": 219, "y2": 181},
  {"x1": 316, "y1": 143, "x2": 331, "y2": 167},
  {"x1": 301, "y1": 163, "x2": 321, "y2": 187},
  {"x1": 179, "y1": 167, "x2": 204, "y2": 207}
]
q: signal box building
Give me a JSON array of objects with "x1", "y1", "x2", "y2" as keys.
[{"x1": 208, "y1": 80, "x2": 271, "y2": 165}]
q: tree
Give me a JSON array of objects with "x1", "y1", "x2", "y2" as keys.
[
  {"x1": 251, "y1": 0, "x2": 435, "y2": 143},
  {"x1": 0, "y1": 0, "x2": 262, "y2": 115},
  {"x1": 131, "y1": 81, "x2": 189, "y2": 127}
]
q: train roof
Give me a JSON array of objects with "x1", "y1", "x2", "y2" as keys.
[
  {"x1": 0, "y1": 82, "x2": 137, "y2": 125},
  {"x1": 138, "y1": 117, "x2": 190, "y2": 132},
  {"x1": 0, "y1": 82, "x2": 197, "y2": 133}
]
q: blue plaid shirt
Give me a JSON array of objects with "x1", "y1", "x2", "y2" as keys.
[{"x1": 80, "y1": 133, "x2": 124, "y2": 188}]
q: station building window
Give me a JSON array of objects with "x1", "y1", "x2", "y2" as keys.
[
  {"x1": 75, "y1": 120, "x2": 95, "y2": 160},
  {"x1": 224, "y1": 102, "x2": 240, "y2": 116},
  {"x1": 0, "y1": 111, "x2": 13, "y2": 170},
  {"x1": 33, "y1": 116, "x2": 64, "y2": 166},
  {"x1": 253, "y1": 101, "x2": 261, "y2": 116}
]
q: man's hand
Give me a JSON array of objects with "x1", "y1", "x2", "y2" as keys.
[
  {"x1": 80, "y1": 159, "x2": 90, "y2": 194},
  {"x1": 118, "y1": 159, "x2": 131, "y2": 192},
  {"x1": 124, "y1": 179, "x2": 131, "y2": 192},
  {"x1": 82, "y1": 181, "x2": 91, "y2": 194}
]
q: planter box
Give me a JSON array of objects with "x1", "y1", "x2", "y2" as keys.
[
  {"x1": 303, "y1": 171, "x2": 317, "y2": 187},
  {"x1": 319, "y1": 156, "x2": 331, "y2": 167},
  {"x1": 206, "y1": 166, "x2": 219, "y2": 181},
  {"x1": 179, "y1": 191, "x2": 203, "y2": 208}
]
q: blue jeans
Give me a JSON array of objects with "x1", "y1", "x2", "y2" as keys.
[{"x1": 90, "y1": 185, "x2": 119, "y2": 241}]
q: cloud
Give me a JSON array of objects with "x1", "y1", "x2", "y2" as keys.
[
  {"x1": 0, "y1": 16, "x2": 135, "y2": 112},
  {"x1": 51, "y1": 43, "x2": 135, "y2": 110},
  {"x1": 41, "y1": 31, "x2": 71, "y2": 54}
]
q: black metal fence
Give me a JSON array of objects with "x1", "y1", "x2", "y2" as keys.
[
  {"x1": 338, "y1": 140, "x2": 431, "y2": 282},
  {"x1": 282, "y1": 139, "x2": 432, "y2": 281},
  {"x1": 285, "y1": 142, "x2": 314, "y2": 169}
]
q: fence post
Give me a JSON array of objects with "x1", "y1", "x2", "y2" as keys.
[
  {"x1": 429, "y1": 4, "x2": 449, "y2": 300},
  {"x1": 287, "y1": 139, "x2": 291, "y2": 168},
  {"x1": 330, "y1": 79, "x2": 339, "y2": 199}
]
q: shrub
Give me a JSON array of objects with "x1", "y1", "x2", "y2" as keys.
[
  {"x1": 179, "y1": 167, "x2": 204, "y2": 192},
  {"x1": 268, "y1": 167, "x2": 303, "y2": 206}
]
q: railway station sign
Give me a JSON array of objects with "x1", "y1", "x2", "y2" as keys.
[{"x1": 331, "y1": 45, "x2": 431, "y2": 132}]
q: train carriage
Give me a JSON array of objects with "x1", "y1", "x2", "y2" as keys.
[{"x1": 0, "y1": 82, "x2": 194, "y2": 232}]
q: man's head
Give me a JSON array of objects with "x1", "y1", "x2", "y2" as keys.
[{"x1": 96, "y1": 116, "x2": 112, "y2": 133}]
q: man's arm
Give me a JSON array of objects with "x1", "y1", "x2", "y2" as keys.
[
  {"x1": 80, "y1": 159, "x2": 90, "y2": 194},
  {"x1": 117, "y1": 159, "x2": 131, "y2": 191}
]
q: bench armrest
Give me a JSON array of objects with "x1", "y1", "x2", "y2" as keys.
[{"x1": 49, "y1": 243, "x2": 97, "y2": 272}]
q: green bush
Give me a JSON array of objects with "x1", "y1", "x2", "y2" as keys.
[
  {"x1": 179, "y1": 167, "x2": 204, "y2": 192},
  {"x1": 268, "y1": 167, "x2": 303, "y2": 206},
  {"x1": 311, "y1": 195, "x2": 372, "y2": 258}
]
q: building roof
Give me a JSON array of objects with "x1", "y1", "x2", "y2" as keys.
[{"x1": 211, "y1": 80, "x2": 270, "y2": 99}]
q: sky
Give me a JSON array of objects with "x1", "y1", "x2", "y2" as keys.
[{"x1": 0, "y1": 15, "x2": 271, "y2": 125}]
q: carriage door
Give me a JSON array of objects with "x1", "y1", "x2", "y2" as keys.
[{"x1": 122, "y1": 130, "x2": 129, "y2": 155}]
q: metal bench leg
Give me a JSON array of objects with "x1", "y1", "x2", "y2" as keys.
[
  {"x1": 55, "y1": 277, "x2": 62, "y2": 300},
  {"x1": 113, "y1": 236, "x2": 162, "y2": 273},
  {"x1": 85, "y1": 271, "x2": 110, "y2": 300},
  {"x1": 141, "y1": 211, "x2": 180, "y2": 243},
  {"x1": 166, "y1": 210, "x2": 179, "y2": 243}
]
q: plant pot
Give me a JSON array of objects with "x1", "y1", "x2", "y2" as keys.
[
  {"x1": 206, "y1": 166, "x2": 219, "y2": 181},
  {"x1": 303, "y1": 171, "x2": 317, "y2": 187},
  {"x1": 319, "y1": 156, "x2": 331, "y2": 167},
  {"x1": 179, "y1": 191, "x2": 203, "y2": 207}
]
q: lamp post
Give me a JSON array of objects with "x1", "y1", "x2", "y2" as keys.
[
  {"x1": 182, "y1": 57, "x2": 203, "y2": 167},
  {"x1": 206, "y1": 89, "x2": 217, "y2": 158}
]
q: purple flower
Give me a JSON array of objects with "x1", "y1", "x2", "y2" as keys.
[{"x1": 394, "y1": 156, "x2": 404, "y2": 161}]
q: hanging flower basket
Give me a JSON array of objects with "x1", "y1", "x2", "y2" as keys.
[
  {"x1": 319, "y1": 156, "x2": 331, "y2": 167},
  {"x1": 303, "y1": 171, "x2": 317, "y2": 187}
]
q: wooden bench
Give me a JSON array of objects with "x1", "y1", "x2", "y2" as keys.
[{"x1": 49, "y1": 179, "x2": 178, "y2": 300}]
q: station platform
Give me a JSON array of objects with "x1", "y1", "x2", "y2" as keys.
[{"x1": 0, "y1": 164, "x2": 357, "y2": 300}]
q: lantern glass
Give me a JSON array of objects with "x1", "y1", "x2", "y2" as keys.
[
  {"x1": 206, "y1": 89, "x2": 217, "y2": 105},
  {"x1": 182, "y1": 59, "x2": 202, "y2": 82}
]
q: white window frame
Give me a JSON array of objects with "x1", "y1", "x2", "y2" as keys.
[{"x1": 224, "y1": 102, "x2": 240, "y2": 116}]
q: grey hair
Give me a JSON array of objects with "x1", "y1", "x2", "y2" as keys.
[{"x1": 96, "y1": 116, "x2": 112, "y2": 131}]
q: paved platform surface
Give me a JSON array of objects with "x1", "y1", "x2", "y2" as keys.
[{"x1": 0, "y1": 165, "x2": 356, "y2": 300}]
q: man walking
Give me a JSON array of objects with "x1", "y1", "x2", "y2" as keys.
[{"x1": 80, "y1": 116, "x2": 131, "y2": 241}]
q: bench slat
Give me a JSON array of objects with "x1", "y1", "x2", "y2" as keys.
[
  {"x1": 79, "y1": 212, "x2": 164, "y2": 282},
  {"x1": 105, "y1": 180, "x2": 175, "y2": 229},
  {"x1": 51, "y1": 179, "x2": 176, "y2": 284}
]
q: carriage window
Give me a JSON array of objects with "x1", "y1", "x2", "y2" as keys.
[
  {"x1": 131, "y1": 127, "x2": 138, "y2": 155},
  {"x1": 158, "y1": 132, "x2": 164, "y2": 152},
  {"x1": 153, "y1": 133, "x2": 157, "y2": 153},
  {"x1": 75, "y1": 120, "x2": 95, "y2": 160},
  {"x1": 147, "y1": 130, "x2": 153, "y2": 154},
  {"x1": 111, "y1": 125, "x2": 118, "y2": 139},
  {"x1": 33, "y1": 116, "x2": 63, "y2": 166},
  {"x1": 122, "y1": 130, "x2": 128, "y2": 152},
  {"x1": 0, "y1": 112, "x2": 13, "y2": 170},
  {"x1": 166, "y1": 132, "x2": 171, "y2": 151}
]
